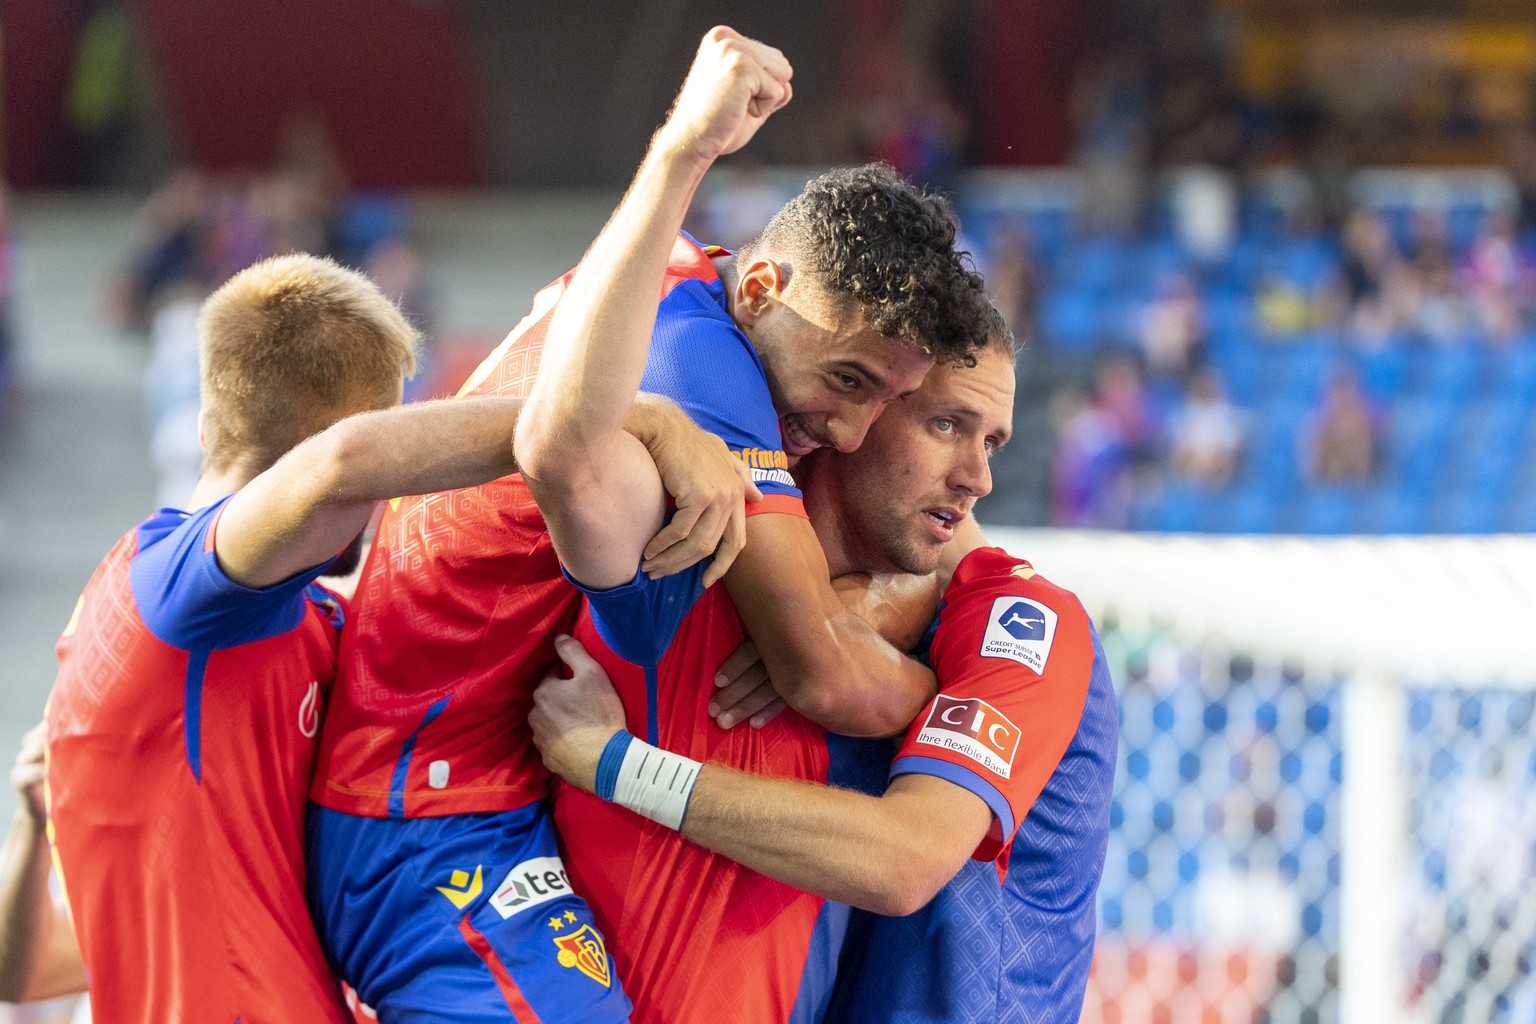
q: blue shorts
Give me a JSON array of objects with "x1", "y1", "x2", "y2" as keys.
[{"x1": 307, "y1": 801, "x2": 632, "y2": 1024}]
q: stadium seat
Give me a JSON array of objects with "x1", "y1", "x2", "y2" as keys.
[
  {"x1": 1037, "y1": 288, "x2": 1104, "y2": 352},
  {"x1": 1297, "y1": 486, "x2": 1360, "y2": 535}
]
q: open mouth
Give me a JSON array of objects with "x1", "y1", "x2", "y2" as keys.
[
  {"x1": 923, "y1": 508, "x2": 963, "y2": 538},
  {"x1": 780, "y1": 416, "x2": 822, "y2": 457}
]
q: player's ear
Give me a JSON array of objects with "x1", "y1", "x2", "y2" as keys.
[
  {"x1": 733, "y1": 258, "x2": 786, "y2": 328},
  {"x1": 197, "y1": 408, "x2": 209, "y2": 453}
]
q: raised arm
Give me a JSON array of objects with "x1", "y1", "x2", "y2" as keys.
[
  {"x1": 515, "y1": 27, "x2": 792, "y2": 590},
  {"x1": 0, "y1": 723, "x2": 86, "y2": 1003},
  {"x1": 723, "y1": 516, "x2": 937, "y2": 737}
]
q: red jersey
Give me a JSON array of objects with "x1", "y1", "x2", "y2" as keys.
[
  {"x1": 896, "y1": 546, "x2": 1102, "y2": 862},
  {"x1": 555, "y1": 584, "x2": 853, "y2": 1024},
  {"x1": 47, "y1": 500, "x2": 349, "y2": 1024},
  {"x1": 311, "y1": 233, "x2": 803, "y2": 820}
]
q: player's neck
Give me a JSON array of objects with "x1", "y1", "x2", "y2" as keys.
[
  {"x1": 796, "y1": 467, "x2": 857, "y2": 577},
  {"x1": 187, "y1": 465, "x2": 259, "y2": 512}
]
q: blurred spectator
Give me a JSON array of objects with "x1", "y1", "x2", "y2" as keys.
[
  {"x1": 65, "y1": 2, "x2": 138, "y2": 187},
  {"x1": 1050, "y1": 358, "x2": 1156, "y2": 529},
  {"x1": 365, "y1": 238, "x2": 439, "y2": 403},
  {"x1": 1406, "y1": 249, "x2": 1474, "y2": 346},
  {"x1": 1168, "y1": 370, "x2": 1245, "y2": 486},
  {"x1": 109, "y1": 167, "x2": 210, "y2": 334},
  {"x1": 1071, "y1": 46, "x2": 1149, "y2": 236},
  {"x1": 1138, "y1": 272, "x2": 1206, "y2": 378},
  {"x1": 1510, "y1": 117, "x2": 1536, "y2": 236},
  {"x1": 979, "y1": 223, "x2": 1039, "y2": 343},
  {"x1": 1463, "y1": 211, "x2": 1526, "y2": 343},
  {"x1": 1256, "y1": 271, "x2": 1320, "y2": 340},
  {"x1": 691, "y1": 163, "x2": 788, "y2": 250},
  {"x1": 1302, "y1": 372, "x2": 1378, "y2": 484},
  {"x1": 1050, "y1": 387, "x2": 1131, "y2": 529},
  {"x1": 1336, "y1": 208, "x2": 1405, "y2": 339},
  {"x1": 142, "y1": 283, "x2": 204, "y2": 508}
]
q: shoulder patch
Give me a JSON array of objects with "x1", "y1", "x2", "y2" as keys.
[
  {"x1": 915, "y1": 694, "x2": 1021, "y2": 778},
  {"x1": 979, "y1": 595, "x2": 1058, "y2": 673}
]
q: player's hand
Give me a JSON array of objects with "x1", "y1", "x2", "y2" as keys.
[
  {"x1": 709, "y1": 640, "x2": 787, "y2": 730},
  {"x1": 639, "y1": 409, "x2": 762, "y2": 588},
  {"x1": 656, "y1": 26, "x2": 793, "y2": 165},
  {"x1": 10, "y1": 721, "x2": 48, "y2": 826},
  {"x1": 530, "y1": 635, "x2": 628, "y2": 793}
]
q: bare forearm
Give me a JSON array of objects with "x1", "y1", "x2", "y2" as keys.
[
  {"x1": 518, "y1": 146, "x2": 711, "y2": 469},
  {"x1": 782, "y1": 615, "x2": 936, "y2": 737},
  {"x1": 0, "y1": 813, "x2": 69, "y2": 1001},
  {"x1": 833, "y1": 572, "x2": 942, "y2": 654},
  {"x1": 728, "y1": 533, "x2": 937, "y2": 737},
  {"x1": 219, "y1": 397, "x2": 523, "y2": 587},
  {"x1": 681, "y1": 768, "x2": 952, "y2": 916}
]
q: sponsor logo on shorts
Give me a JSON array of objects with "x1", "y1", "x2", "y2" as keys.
[
  {"x1": 489, "y1": 856, "x2": 572, "y2": 920},
  {"x1": 436, "y1": 865, "x2": 484, "y2": 910},
  {"x1": 979, "y1": 595, "x2": 1057, "y2": 673},
  {"x1": 552, "y1": 922, "x2": 612, "y2": 988},
  {"x1": 915, "y1": 694, "x2": 1022, "y2": 778}
]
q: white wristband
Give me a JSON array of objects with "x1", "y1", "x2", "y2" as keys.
[{"x1": 608, "y1": 735, "x2": 701, "y2": 830}]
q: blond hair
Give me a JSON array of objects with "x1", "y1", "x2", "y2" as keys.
[{"x1": 198, "y1": 253, "x2": 419, "y2": 473}]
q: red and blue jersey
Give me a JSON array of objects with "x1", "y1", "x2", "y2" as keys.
[
  {"x1": 310, "y1": 232, "x2": 803, "y2": 820},
  {"x1": 46, "y1": 498, "x2": 350, "y2": 1024},
  {"x1": 829, "y1": 546, "x2": 1119, "y2": 1024},
  {"x1": 556, "y1": 583, "x2": 884, "y2": 1024}
]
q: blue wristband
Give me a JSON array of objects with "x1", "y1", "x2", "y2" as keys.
[{"x1": 593, "y1": 731, "x2": 634, "y2": 801}]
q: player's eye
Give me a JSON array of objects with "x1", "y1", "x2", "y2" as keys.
[
  {"x1": 933, "y1": 417, "x2": 955, "y2": 434},
  {"x1": 834, "y1": 372, "x2": 860, "y2": 390}
]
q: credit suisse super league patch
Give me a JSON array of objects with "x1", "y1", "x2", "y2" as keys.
[
  {"x1": 979, "y1": 595, "x2": 1058, "y2": 673},
  {"x1": 915, "y1": 694, "x2": 1022, "y2": 778}
]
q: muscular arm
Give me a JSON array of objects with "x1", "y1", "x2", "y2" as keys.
[
  {"x1": 215, "y1": 397, "x2": 525, "y2": 588},
  {"x1": 724, "y1": 515, "x2": 936, "y2": 737},
  {"x1": 529, "y1": 640, "x2": 985, "y2": 916},
  {"x1": 516, "y1": 29, "x2": 791, "y2": 590},
  {"x1": 680, "y1": 768, "x2": 988, "y2": 916}
]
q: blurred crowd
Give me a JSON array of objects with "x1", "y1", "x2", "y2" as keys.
[{"x1": 109, "y1": 119, "x2": 436, "y2": 507}]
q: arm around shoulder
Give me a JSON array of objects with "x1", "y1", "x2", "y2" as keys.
[{"x1": 724, "y1": 514, "x2": 936, "y2": 737}]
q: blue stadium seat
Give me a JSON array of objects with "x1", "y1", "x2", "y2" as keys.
[
  {"x1": 1224, "y1": 481, "x2": 1281, "y2": 534},
  {"x1": 1356, "y1": 341, "x2": 1408, "y2": 402},
  {"x1": 1036, "y1": 288, "x2": 1103, "y2": 352},
  {"x1": 1407, "y1": 345, "x2": 1480, "y2": 403},
  {"x1": 1490, "y1": 342, "x2": 1536, "y2": 403},
  {"x1": 1359, "y1": 485, "x2": 1430, "y2": 534},
  {"x1": 1297, "y1": 486, "x2": 1360, "y2": 535},
  {"x1": 1057, "y1": 236, "x2": 1127, "y2": 292},
  {"x1": 1381, "y1": 399, "x2": 1460, "y2": 496},
  {"x1": 1152, "y1": 481, "x2": 1207, "y2": 533}
]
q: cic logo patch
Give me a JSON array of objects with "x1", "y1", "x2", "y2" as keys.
[
  {"x1": 915, "y1": 694, "x2": 1022, "y2": 778},
  {"x1": 980, "y1": 596, "x2": 1058, "y2": 673}
]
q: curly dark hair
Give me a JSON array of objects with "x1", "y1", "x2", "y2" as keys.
[{"x1": 739, "y1": 163, "x2": 990, "y2": 365}]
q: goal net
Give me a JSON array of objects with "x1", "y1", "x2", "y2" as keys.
[{"x1": 985, "y1": 528, "x2": 1536, "y2": 1024}]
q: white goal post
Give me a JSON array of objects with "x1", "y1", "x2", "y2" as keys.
[{"x1": 985, "y1": 527, "x2": 1536, "y2": 1024}]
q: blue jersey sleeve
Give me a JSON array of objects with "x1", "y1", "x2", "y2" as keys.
[
  {"x1": 129, "y1": 497, "x2": 336, "y2": 652},
  {"x1": 641, "y1": 277, "x2": 800, "y2": 501},
  {"x1": 564, "y1": 558, "x2": 708, "y2": 668}
]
